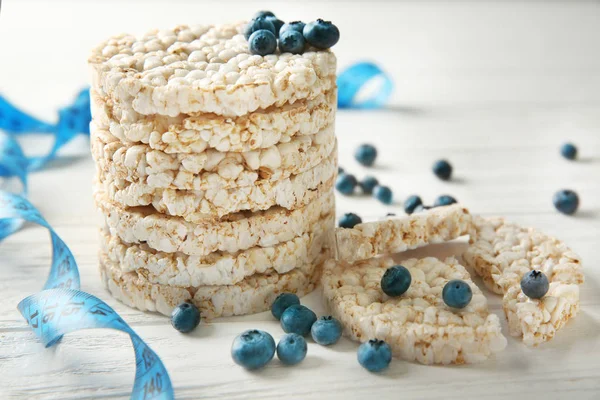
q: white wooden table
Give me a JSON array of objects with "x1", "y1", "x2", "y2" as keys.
[{"x1": 1, "y1": 1, "x2": 599, "y2": 399}]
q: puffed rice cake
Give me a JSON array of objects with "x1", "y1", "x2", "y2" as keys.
[
  {"x1": 99, "y1": 248, "x2": 330, "y2": 319},
  {"x1": 99, "y1": 211, "x2": 334, "y2": 287},
  {"x1": 90, "y1": 89, "x2": 337, "y2": 154},
  {"x1": 322, "y1": 256, "x2": 507, "y2": 365},
  {"x1": 88, "y1": 23, "x2": 337, "y2": 117},
  {"x1": 463, "y1": 216, "x2": 584, "y2": 346},
  {"x1": 334, "y1": 204, "x2": 474, "y2": 263},
  {"x1": 95, "y1": 184, "x2": 335, "y2": 256},
  {"x1": 95, "y1": 147, "x2": 337, "y2": 222},
  {"x1": 91, "y1": 121, "x2": 336, "y2": 191}
]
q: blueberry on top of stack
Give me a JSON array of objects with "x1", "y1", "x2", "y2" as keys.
[{"x1": 245, "y1": 11, "x2": 340, "y2": 55}]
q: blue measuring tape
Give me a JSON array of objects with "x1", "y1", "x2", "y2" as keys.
[
  {"x1": 337, "y1": 62, "x2": 394, "y2": 109},
  {"x1": 0, "y1": 91, "x2": 174, "y2": 400}
]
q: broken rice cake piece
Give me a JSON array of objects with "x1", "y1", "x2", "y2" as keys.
[
  {"x1": 463, "y1": 216, "x2": 584, "y2": 346},
  {"x1": 334, "y1": 204, "x2": 473, "y2": 263},
  {"x1": 322, "y1": 256, "x2": 507, "y2": 365}
]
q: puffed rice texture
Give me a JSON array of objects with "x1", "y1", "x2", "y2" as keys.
[
  {"x1": 463, "y1": 216, "x2": 584, "y2": 346},
  {"x1": 95, "y1": 184, "x2": 335, "y2": 256},
  {"x1": 322, "y1": 256, "x2": 507, "y2": 365}
]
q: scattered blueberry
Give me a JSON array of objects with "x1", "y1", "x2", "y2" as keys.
[
  {"x1": 266, "y1": 16, "x2": 285, "y2": 35},
  {"x1": 303, "y1": 19, "x2": 340, "y2": 49},
  {"x1": 248, "y1": 29, "x2": 278, "y2": 56},
  {"x1": 520, "y1": 270, "x2": 549, "y2": 299},
  {"x1": 338, "y1": 212, "x2": 362, "y2": 229},
  {"x1": 280, "y1": 21, "x2": 306, "y2": 35},
  {"x1": 271, "y1": 293, "x2": 300, "y2": 320},
  {"x1": 280, "y1": 304, "x2": 317, "y2": 336},
  {"x1": 560, "y1": 143, "x2": 578, "y2": 160},
  {"x1": 553, "y1": 189, "x2": 579, "y2": 215},
  {"x1": 404, "y1": 195, "x2": 423, "y2": 215},
  {"x1": 354, "y1": 144, "x2": 378, "y2": 167},
  {"x1": 381, "y1": 265, "x2": 411, "y2": 297},
  {"x1": 357, "y1": 339, "x2": 392, "y2": 372},
  {"x1": 442, "y1": 280, "x2": 473, "y2": 309},
  {"x1": 373, "y1": 185, "x2": 393, "y2": 205},
  {"x1": 432, "y1": 159, "x2": 452, "y2": 181},
  {"x1": 277, "y1": 333, "x2": 307, "y2": 365},
  {"x1": 386, "y1": 213, "x2": 396, "y2": 217},
  {"x1": 434, "y1": 195, "x2": 457, "y2": 207},
  {"x1": 252, "y1": 10, "x2": 275, "y2": 19},
  {"x1": 244, "y1": 17, "x2": 276, "y2": 40},
  {"x1": 170, "y1": 302, "x2": 201, "y2": 333},
  {"x1": 338, "y1": 166, "x2": 344, "y2": 175},
  {"x1": 359, "y1": 176, "x2": 379, "y2": 195},
  {"x1": 279, "y1": 30, "x2": 306, "y2": 54},
  {"x1": 231, "y1": 329, "x2": 276, "y2": 370},
  {"x1": 336, "y1": 173, "x2": 358, "y2": 195},
  {"x1": 311, "y1": 316, "x2": 342, "y2": 345}
]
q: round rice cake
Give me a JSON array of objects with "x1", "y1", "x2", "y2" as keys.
[
  {"x1": 91, "y1": 121, "x2": 336, "y2": 191},
  {"x1": 96, "y1": 147, "x2": 336, "y2": 222},
  {"x1": 463, "y1": 216, "x2": 584, "y2": 346},
  {"x1": 334, "y1": 204, "x2": 473, "y2": 263},
  {"x1": 99, "y1": 248, "x2": 330, "y2": 319},
  {"x1": 88, "y1": 23, "x2": 337, "y2": 117},
  {"x1": 90, "y1": 89, "x2": 336, "y2": 153},
  {"x1": 95, "y1": 184, "x2": 335, "y2": 256},
  {"x1": 322, "y1": 256, "x2": 507, "y2": 365},
  {"x1": 99, "y1": 211, "x2": 334, "y2": 286}
]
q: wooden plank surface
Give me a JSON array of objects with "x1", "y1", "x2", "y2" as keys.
[{"x1": 0, "y1": 1, "x2": 599, "y2": 399}]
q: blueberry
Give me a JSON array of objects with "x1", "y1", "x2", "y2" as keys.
[
  {"x1": 271, "y1": 293, "x2": 300, "y2": 320},
  {"x1": 434, "y1": 195, "x2": 457, "y2": 207},
  {"x1": 280, "y1": 21, "x2": 306, "y2": 35},
  {"x1": 277, "y1": 333, "x2": 307, "y2": 365},
  {"x1": 338, "y1": 212, "x2": 362, "y2": 229},
  {"x1": 303, "y1": 19, "x2": 340, "y2": 49},
  {"x1": 338, "y1": 166, "x2": 344, "y2": 175},
  {"x1": 280, "y1": 304, "x2": 317, "y2": 336},
  {"x1": 231, "y1": 329, "x2": 276, "y2": 369},
  {"x1": 432, "y1": 159, "x2": 452, "y2": 181},
  {"x1": 266, "y1": 16, "x2": 284, "y2": 35},
  {"x1": 278, "y1": 30, "x2": 305, "y2": 54},
  {"x1": 357, "y1": 339, "x2": 392, "y2": 372},
  {"x1": 354, "y1": 144, "x2": 377, "y2": 167},
  {"x1": 373, "y1": 185, "x2": 393, "y2": 205},
  {"x1": 248, "y1": 30, "x2": 278, "y2": 56},
  {"x1": 520, "y1": 270, "x2": 549, "y2": 299},
  {"x1": 336, "y1": 173, "x2": 357, "y2": 195},
  {"x1": 244, "y1": 17, "x2": 276, "y2": 40},
  {"x1": 381, "y1": 265, "x2": 411, "y2": 297},
  {"x1": 311, "y1": 316, "x2": 342, "y2": 345},
  {"x1": 386, "y1": 213, "x2": 396, "y2": 217},
  {"x1": 359, "y1": 176, "x2": 379, "y2": 195},
  {"x1": 553, "y1": 189, "x2": 579, "y2": 215},
  {"x1": 170, "y1": 302, "x2": 201, "y2": 333},
  {"x1": 560, "y1": 143, "x2": 577, "y2": 160},
  {"x1": 442, "y1": 280, "x2": 473, "y2": 309},
  {"x1": 403, "y1": 195, "x2": 422, "y2": 215},
  {"x1": 252, "y1": 10, "x2": 275, "y2": 19}
]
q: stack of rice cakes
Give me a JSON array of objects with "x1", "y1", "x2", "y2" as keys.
[{"x1": 88, "y1": 22, "x2": 338, "y2": 318}]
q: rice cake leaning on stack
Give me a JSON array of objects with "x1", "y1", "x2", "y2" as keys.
[{"x1": 88, "y1": 21, "x2": 338, "y2": 318}]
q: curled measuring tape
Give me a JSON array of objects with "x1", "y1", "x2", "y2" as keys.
[
  {"x1": 0, "y1": 89, "x2": 91, "y2": 171},
  {"x1": 0, "y1": 92, "x2": 174, "y2": 399},
  {"x1": 337, "y1": 62, "x2": 394, "y2": 109}
]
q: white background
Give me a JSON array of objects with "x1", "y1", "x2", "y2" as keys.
[{"x1": 0, "y1": 1, "x2": 599, "y2": 399}]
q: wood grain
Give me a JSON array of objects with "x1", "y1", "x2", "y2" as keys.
[{"x1": 0, "y1": 1, "x2": 599, "y2": 399}]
